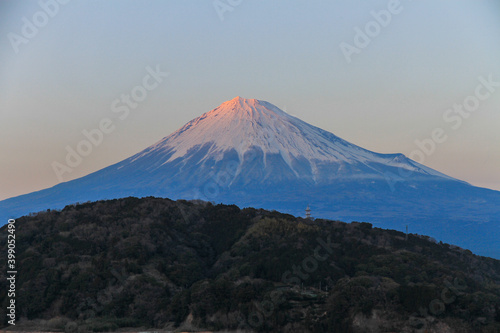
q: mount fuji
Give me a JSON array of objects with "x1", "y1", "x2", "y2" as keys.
[{"x1": 2, "y1": 97, "x2": 499, "y2": 258}]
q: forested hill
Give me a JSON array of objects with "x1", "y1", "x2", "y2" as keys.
[{"x1": 1, "y1": 197, "x2": 499, "y2": 332}]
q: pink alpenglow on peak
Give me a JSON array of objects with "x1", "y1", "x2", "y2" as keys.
[{"x1": 215, "y1": 96, "x2": 285, "y2": 117}]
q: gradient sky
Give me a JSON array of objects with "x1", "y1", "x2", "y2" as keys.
[{"x1": 1, "y1": 0, "x2": 499, "y2": 201}]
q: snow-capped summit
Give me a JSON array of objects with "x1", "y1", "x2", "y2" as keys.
[{"x1": 128, "y1": 96, "x2": 454, "y2": 183}]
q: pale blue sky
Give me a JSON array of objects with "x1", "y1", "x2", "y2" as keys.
[{"x1": 1, "y1": 0, "x2": 500, "y2": 200}]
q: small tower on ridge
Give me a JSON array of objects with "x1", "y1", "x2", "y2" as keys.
[{"x1": 305, "y1": 205, "x2": 312, "y2": 220}]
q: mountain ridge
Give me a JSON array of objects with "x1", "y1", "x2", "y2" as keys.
[{"x1": 1, "y1": 97, "x2": 499, "y2": 258}]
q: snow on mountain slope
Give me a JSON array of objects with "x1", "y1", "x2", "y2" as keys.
[{"x1": 124, "y1": 96, "x2": 457, "y2": 183}]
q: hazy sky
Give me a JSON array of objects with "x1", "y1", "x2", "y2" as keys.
[{"x1": 1, "y1": 1, "x2": 499, "y2": 201}]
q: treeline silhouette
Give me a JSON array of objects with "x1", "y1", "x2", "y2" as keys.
[{"x1": 0, "y1": 197, "x2": 499, "y2": 332}]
